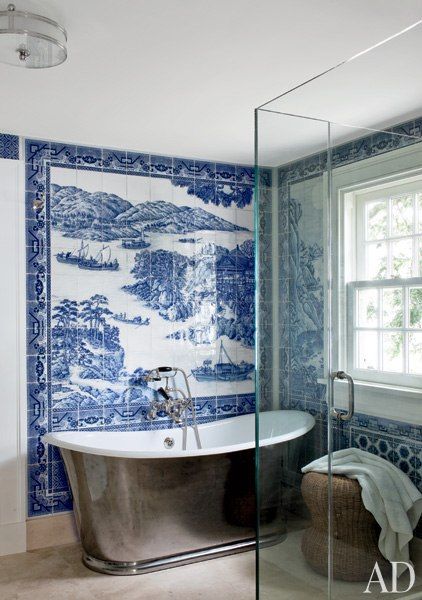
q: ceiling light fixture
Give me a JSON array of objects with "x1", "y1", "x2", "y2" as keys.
[{"x1": 0, "y1": 3, "x2": 67, "y2": 68}]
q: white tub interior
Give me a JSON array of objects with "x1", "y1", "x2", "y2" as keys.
[{"x1": 44, "y1": 410, "x2": 315, "y2": 459}]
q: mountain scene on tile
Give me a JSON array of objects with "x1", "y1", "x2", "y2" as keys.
[
  {"x1": 50, "y1": 167, "x2": 255, "y2": 411},
  {"x1": 163, "y1": 241, "x2": 255, "y2": 346},
  {"x1": 51, "y1": 185, "x2": 247, "y2": 241},
  {"x1": 125, "y1": 240, "x2": 254, "y2": 333},
  {"x1": 51, "y1": 294, "x2": 124, "y2": 383}
]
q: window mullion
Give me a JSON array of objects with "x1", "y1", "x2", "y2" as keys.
[
  {"x1": 413, "y1": 236, "x2": 417, "y2": 277},
  {"x1": 352, "y1": 284, "x2": 357, "y2": 371},
  {"x1": 387, "y1": 197, "x2": 392, "y2": 278},
  {"x1": 378, "y1": 287, "x2": 383, "y2": 371},
  {"x1": 404, "y1": 285, "x2": 409, "y2": 374},
  {"x1": 413, "y1": 193, "x2": 417, "y2": 277}
]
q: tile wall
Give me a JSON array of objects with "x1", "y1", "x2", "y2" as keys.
[
  {"x1": 23, "y1": 138, "x2": 269, "y2": 516},
  {"x1": 268, "y1": 117, "x2": 422, "y2": 496}
]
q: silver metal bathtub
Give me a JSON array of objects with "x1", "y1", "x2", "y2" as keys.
[{"x1": 46, "y1": 411, "x2": 315, "y2": 575}]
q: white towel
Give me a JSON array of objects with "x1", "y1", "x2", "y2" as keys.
[{"x1": 302, "y1": 448, "x2": 422, "y2": 575}]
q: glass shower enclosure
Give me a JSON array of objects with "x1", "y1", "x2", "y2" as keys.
[{"x1": 255, "y1": 23, "x2": 422, "y2": 600}]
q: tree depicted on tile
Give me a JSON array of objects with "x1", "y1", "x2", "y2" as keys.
[{"x1": 282, "y1": 196, "x2": 324, "y2": 409}]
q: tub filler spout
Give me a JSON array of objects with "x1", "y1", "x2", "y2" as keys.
[{"x1": 145, "y1": 365, "x2": 202, "y2": 450}]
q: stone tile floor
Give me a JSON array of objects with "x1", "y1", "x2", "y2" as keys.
[
  {"x1": 0, "y1": 544, "x2": 255, "y2": 600},
  {"x1": 1, "y1": 535, "x2": 421, "y2": 599},
  {"x1": 259, "y1": 530, "x2": 422, "y2": 600}
]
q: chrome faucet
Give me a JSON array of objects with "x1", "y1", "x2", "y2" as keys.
[{"x1": 145, "y1": 366, "x2": 202, "y2": 450}]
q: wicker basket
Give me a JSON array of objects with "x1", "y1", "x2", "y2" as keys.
[{"x1": 301, "y1": 472, "x2": 390, "y2": 582}]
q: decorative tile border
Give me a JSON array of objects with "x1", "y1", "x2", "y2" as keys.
[
  {"x1": 278, "y1": 116, "x2": 422, "y2": 187},
  {"x1": 0, "y1": 133, "x2": 19, "y2": 159},
  {"x1": 351, "y1": 426, "x2": 422, "y2": 492}
]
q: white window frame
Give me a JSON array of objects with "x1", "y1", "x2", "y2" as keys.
[
  {"x1": 355, "y1": 179, "x2": 422, "y2": 280},
  {"x1": 347, "y1": 278, "x2": 422, "y2": 387},
  {"x1": 342, "y1": 173, "x2": 422, "y2": 389}
]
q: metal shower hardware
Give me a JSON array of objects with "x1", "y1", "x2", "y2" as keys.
[
  {"x1": 145, "y1": 366, "x2": 202, "y2": 451},
  {"x1": 330, "y1": 370, "x2": 355, "y2": 422}
]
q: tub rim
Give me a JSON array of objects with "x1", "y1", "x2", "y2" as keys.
[{"x1": 44, "y1": 409, "x2": 315, "y2": 459}]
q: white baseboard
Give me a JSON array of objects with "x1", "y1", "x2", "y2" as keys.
[
  {"x1": 0, "y1": 522, "x2": 26, "y2": 556},
  {"x1": 26, "y1": 512, "x2": 79, "y2": 551}
]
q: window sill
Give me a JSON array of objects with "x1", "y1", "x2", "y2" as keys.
[{"x1": 317, "y1": 378, "x2": 422, "y2": 425}]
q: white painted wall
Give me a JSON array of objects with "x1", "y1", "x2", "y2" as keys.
[{"x1": 0, "y1": 159, "x2": 26, "y2": 555}]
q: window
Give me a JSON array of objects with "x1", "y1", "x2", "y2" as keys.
[{"x1": 344, "y1": 176, "x2": 422, "y2": 387}]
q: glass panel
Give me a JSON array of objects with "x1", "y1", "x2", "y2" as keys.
[
  {"x1": 257, "y1": 26, "x2": 422, "y2": 600},
  {"x1": 382, "y1": 287, "x2": 403, "y2": 328},
  {"x1": 418, "y1": 193, "x2": 422, "y2": 233},
  {"x1": 365, "y1": 200, "x2": 387, "y2": 240},
  {"x1": 357, "y1": 288, "x2": 378, "y2": 327},
  {"x1": 409, "y1": 332, "x2": 422, "y2": 374},
  {"x1": 330, "y1": 120, "x2": 422, "y2": 600},
  {"x1": 357, "y1": 330, "x2": 379, "y2": 370},
  {"x1": 257, "y1": 121, "x2": 422, "y2": 599},
  {"x1": 382, "y1": 331, "x2": 404, "y2": 372},
  {"x1": 391, "y1": 238, "x2": 413, "y2": 278},
  {"x1": 391, "y1": 194, "x2": 413, "y2": 236},
  {"x1": 409, "y1": 287, "x2": 422, "y2": 328},
  {"x1": 365, "y1": 241, "x2": 387, "y2": 279},
  {"x1": 256, "y1": 109, "x2": 330, "y2": 600},
  {"x1": 257, "y1": 21, "x2": 422, "y2": 129}
]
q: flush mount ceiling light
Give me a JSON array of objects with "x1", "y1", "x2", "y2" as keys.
[{"x1": 0, "y1": 3, "x2": 67, "y2": 68}]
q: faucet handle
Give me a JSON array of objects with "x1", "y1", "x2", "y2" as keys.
[
  {"x1": 157, "y1": 387, "x2": 171, "y2": 400},
  {"x1": 147, "y1": 408, "x2": 157, "y2": 420}
]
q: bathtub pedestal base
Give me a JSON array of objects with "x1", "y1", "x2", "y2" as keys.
[
  {"x1": 83, "y1": 539, "x2": 256, "y2": 576},
  {"x1": 82, "y1": 532, "x2": 284, "y2": 576}
]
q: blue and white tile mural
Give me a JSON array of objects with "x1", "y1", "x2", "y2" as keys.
[
  {"x1": 25, "y1": 139, "x2": 257, "y2": 516},
  {"x1": 274, "y1": 123, "x2": 422, "y2": 495}
]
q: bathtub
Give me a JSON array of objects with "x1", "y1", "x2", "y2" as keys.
[{"x1": 45, "y1": 410, "x2": 315, "y2": 575}]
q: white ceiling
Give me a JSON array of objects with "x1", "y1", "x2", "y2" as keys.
[{"x1": 1, "y1": 0, "x2": 422, "y2": 164}]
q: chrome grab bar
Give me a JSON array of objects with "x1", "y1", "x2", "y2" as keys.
[{"x1": 330, "y1": 370, "x2": 355, "y2": 422}]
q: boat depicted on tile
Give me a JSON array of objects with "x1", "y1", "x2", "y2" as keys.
[
  {"x1": 191, "y1": 340, "x2": 254, "y2": 382},
  {"x1": 78, "y1": 245, "x2": 119, "y2": 271},
  {"x1": 113, "y1": 312, "x2": 150, "y2": 326},
  {"x1": 56, "y1": 240, "x2": 89, "y2": 265},
  {"x1": 121, "y1": 230, "x2": 150, "y2": 249}
]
